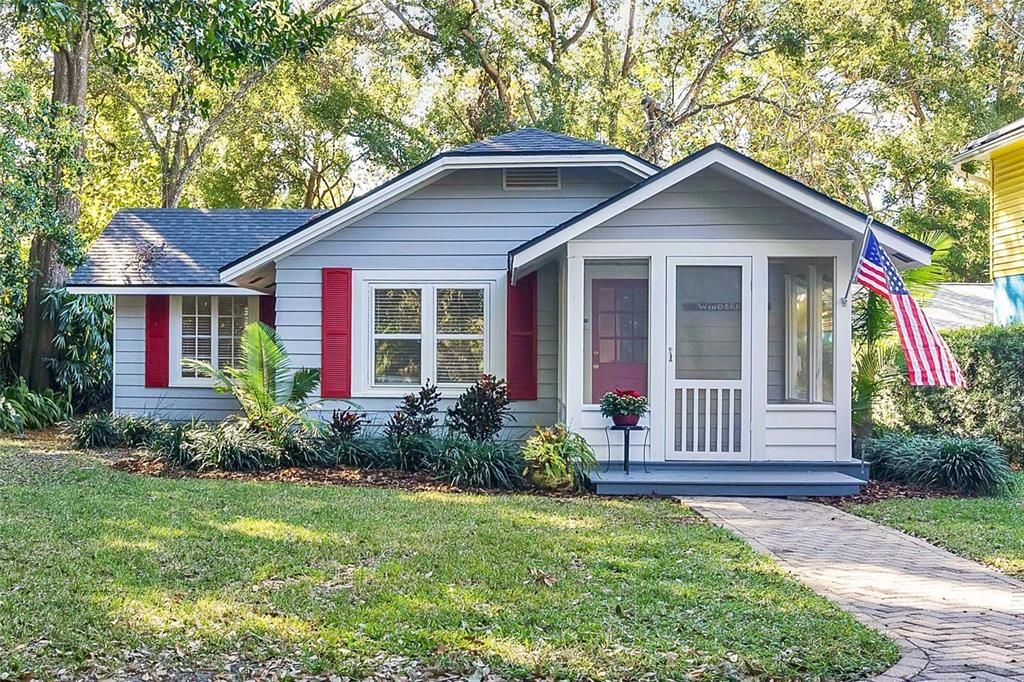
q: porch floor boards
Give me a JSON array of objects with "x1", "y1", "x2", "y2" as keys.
[{"x1": 589, "y1": 464, "x2": 866, "y2": 497}]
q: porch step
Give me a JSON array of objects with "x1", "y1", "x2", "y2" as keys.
[{"x1": 589, "y1": 464, "x2": 867, "y2": 497}]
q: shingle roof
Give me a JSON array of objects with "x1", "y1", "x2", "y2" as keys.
[
  {"x1": 68, "y1": 209, "x2": 321, "y2": 286},
  {"x1": 921, "y1": 283, "x2": 993, "y2": 330},
  {"x1": 451, "y1": 128, "x2": 621, "y2": 155}
]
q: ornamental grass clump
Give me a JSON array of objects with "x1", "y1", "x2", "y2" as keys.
[
  {"x1": 430, "y1": 436, "x2": 525, "y2": 490},
  {"x1": 862, "y1": 432, "x2": 1013, "y2": 496}
]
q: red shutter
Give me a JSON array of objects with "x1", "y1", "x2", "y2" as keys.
[
  {"x1": 321, "y1": 268, "x2": 352, "y2": 398},
  {"x1": 144, "y1": 295, "x2": 170, "y2": 388},
  {"x1": 507, "y1": 272, "x2": 538, "y2": 400},
  {"x1": 259, "y1": 294, "x2": 276, "y2": 328}
]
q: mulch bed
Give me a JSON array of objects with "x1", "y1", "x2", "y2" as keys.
[
  {"x1": 110, "y1": 455, "x2": 596, "y2": 498},
  {"x1": 815, "y1": 479, "x2": 959, "y2": 507}
]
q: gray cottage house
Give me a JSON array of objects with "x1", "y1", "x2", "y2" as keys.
[{"x1": 68, "y1": 129, "x2": 932, "y2": 496}]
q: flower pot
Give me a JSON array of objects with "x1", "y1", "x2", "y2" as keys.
[{"x1": 612, "y1": 414, "x2": 640, "y2": 427}]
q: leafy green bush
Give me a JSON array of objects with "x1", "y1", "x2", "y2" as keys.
[
  {"x1": 446, "y1": 374, "x2": 513, "y2": 441},
  {"x1": 181, "y1": 418, "x2": 281, "y2": 472},
  {"x1": 44, "y1": 288, "x2": 113, "y2": 413},
  {"x1": 67, "y1": 412, "x2": 122, "y2": 449},
  {"x1": 862, "y1": 432, "x2": 1012, "y2": 496},
  {"x1": 280, "y1": 424, "x2": 337, "y2": 468},
  {"x1": 429, "y1": 436, "x2": 525, "y2": 490},
  {"x1": 876, "y1": 324, "x2": 1024, "y2": 466},
  {"x1": 0, "y1": 379, "x2": 71, "y2": 432},
  {"x1": 522, "y1": 424, "x2": 597, "y2": 491}
]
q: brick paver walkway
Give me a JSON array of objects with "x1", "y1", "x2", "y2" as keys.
[{"x1": 682, "y1": 497, "x2": 1024, "y2": 681}]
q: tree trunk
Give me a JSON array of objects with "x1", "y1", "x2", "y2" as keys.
[{"x1": 19, "y1": 30, "x2": 91, "y2": 390}]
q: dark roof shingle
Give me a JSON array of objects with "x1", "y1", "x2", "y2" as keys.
[
  {"x1": 68, "y1": 209, "x2": 321, "y2": 286},
  {"x1": 451, "y1": 128, "x2": 620, "y2": 155}
]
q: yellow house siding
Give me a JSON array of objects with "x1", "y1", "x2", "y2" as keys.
[{"x1": 991, "y1": 140, "x2": 1024, "y2": 278}]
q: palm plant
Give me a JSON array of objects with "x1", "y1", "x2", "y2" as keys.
[
  {"x1": 183, "y1": 322, "x2": 321, "y2": 433},
  {"x1": 852, "y1": 230, "x2": 952, "y2": 446}
]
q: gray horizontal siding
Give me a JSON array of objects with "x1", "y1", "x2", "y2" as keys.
[
  {"x1": 114, "y1": 295, "x2": 241, "y2": 421},
  {"x1": 280, "y1": 167, "x2": 632, "y2": 270},
  {"x1": 579, "y1": 170, "x2": 848, "y2": 241}
]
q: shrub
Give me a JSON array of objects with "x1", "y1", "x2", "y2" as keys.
[
  {"x1": 67, "y1": 412, "x2": 122, "y2": 449},
  {"x1": 862, "y1": 432, "x2": 1013, "y2": 496},
  {"x1": 181, "y1": 418, "x2": 281, "y2": 472},
  {"x1": 115, "y1": 414, "x2": 162, "y2": 447},
  {"x1": 330, "y1": 408, "x2": 367, "y2": 440},
  {"x1": 522, "y1": 424, "x2": 597, "y2": 491},
  {"x1": 430, "y1": 436, "x2": 525, "y2": 490},
  {"x1": 385, "y1": 382, "x2": 441, "y2": 442},
  {"x1": 0, "y1": 379, "x2": 71, "y2": 432},
  {"x1": 446, "y1": 374, "x2": 513, "y2": 441},
  {"x1": 876, "y1": 324, "x2": 1024, "y2": 466}
]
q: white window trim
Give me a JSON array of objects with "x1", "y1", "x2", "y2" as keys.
[
  {"x1": 169, "y1": 295, "x2": 258, "y2": 387},
  {"x1": 352, "y1": 271, "x2": 504, "y2": 398},
  {"x1": 783, "y1": 264, "x2": 832, "y2": 404}
]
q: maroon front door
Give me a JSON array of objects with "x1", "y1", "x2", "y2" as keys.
[{"x1": 591, "y1": 279, "x2": 649, "y2": 403}]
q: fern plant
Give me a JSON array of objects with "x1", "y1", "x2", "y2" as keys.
[{"x1": 183, "y1": 322, "x2": 322, "y2": 434}]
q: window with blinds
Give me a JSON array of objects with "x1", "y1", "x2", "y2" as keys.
[
  {"x1": 370, "y1": 284, "x2": 488, "y2": 388},
  {"x1": 178, "y1": 295, "x2": 252, "y2": 378},
  {"x1": 436, "y1": 288, "x2": 484, "y2": 383}
]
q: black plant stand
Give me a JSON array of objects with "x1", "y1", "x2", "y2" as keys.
[{"x1": 604, "y1": 425, "x2": 649, "y2": 475}]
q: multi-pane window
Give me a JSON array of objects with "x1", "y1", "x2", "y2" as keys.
[
  {"x1": 371, "y1": 284, "x2": 487, "y2": 388},
  {"x1": 373, "y1": 288, "x2": 423, "y2": 385},
  {"x1": 177, "y1": 296, "x2": 253, "y2": 379},
  {"x1": 767, "y1": 258, "x2": 834, "y2": 404}
]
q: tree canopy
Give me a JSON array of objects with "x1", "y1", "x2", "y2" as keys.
[{"x1": 2, "y1": 0, "x2": 1022, "y2": 391}]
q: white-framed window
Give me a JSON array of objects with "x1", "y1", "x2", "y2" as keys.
[
  {"x1": 170, "y1": 295, "x2": 258, "y2": 386},
  {"x1": 768, "y1": 258, "x2": 834, "y2": 404},
  {"x1": 355, "y1": 272, "x2": 500, "y2": 396}
]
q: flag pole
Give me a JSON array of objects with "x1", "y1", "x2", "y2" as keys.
[{"x1": 841, "y1": 216, "x2": 874, "y2": 306}]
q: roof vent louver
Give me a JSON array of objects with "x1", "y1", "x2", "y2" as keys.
[{"x1": 503, "y1": 167, "x2": 560, "y2": 191}]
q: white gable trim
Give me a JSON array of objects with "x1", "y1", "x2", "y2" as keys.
[
  {"x1": 219, "y1": 152, "x2": 657, "y2": 284},
  {"x1": 509, "y1": 146, "x2": 933, "y2": 280}
]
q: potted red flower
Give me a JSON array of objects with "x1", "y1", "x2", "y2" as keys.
[{"x1": 599, "y1": 389, "x2": 648, "y2": 427}]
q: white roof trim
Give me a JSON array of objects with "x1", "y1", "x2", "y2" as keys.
[
  {"x1": 952, "y1": 117, "x2": 1024, "y2": 164},
  {"x1": 219, "y1": 152, "x2": 657, "y2": 283},
  {"x1": 509, "y1": 146, "x2": 933, "y2": 279},
  {"x1": 66, "y1": 285, "x2": 265, "y2": 295}
]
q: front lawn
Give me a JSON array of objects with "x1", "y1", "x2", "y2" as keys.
[
  {"x1": 850, "y1": 473, "x2": 1024, "y2": 578},
  {"x1": 0, "y1": 436, "x2": 896, "y2": 680}
]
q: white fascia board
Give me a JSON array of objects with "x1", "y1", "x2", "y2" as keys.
[
  {"x1": 219, "y1": 152, "x2": 657, "y2": 284},
  {"x1": 66, "y1": 285, "x2": 265, "y2": 295},
  {"x1": 510, "y1": 147, "x2": 932, "y2": 278}
]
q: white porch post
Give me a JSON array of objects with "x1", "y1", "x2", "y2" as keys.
[
  {"x1": 648, "y1": 255, "x2": 668, "y2": 463},
  {"x1": 564, "y1": 253, "x2": 585, "y2": 431}
]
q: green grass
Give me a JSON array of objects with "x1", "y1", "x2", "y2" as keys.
[
  {"x1": 851, "y1": 473, "x2": 1024, "y2": 578},
  {"x1": 0, "y1": 436, "x2": 897, "y2": 681}
]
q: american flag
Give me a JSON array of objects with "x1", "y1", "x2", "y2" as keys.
[{"x1": 854, "y1": 229, "x2": 966, "y2": 387}]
